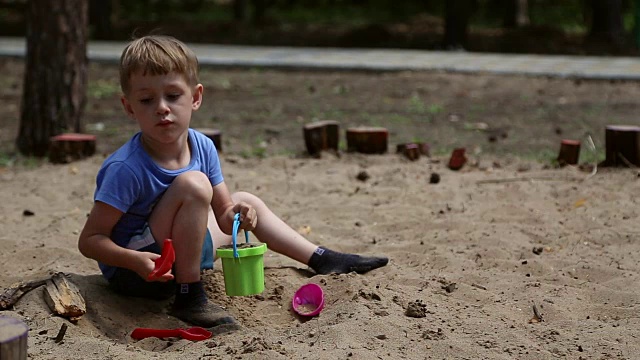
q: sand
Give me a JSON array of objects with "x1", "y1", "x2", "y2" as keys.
[{"x1": 1, "y1": 150, "x2": 639, "y2": 360}]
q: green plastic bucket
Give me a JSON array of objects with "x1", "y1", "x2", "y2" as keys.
[{"x1": 216, "y1": 214, "x2": 267, "y2": 296}]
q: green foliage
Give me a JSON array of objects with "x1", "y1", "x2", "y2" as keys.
[
  {"x1": 521, "y1": 145, "x2": 604, "y2": 166},
  {"x1": 580, "y1": 148, "x2": 605, "y2": 165},
  {"x1": 407, "y1": 93, "x2": 426, "y2": 114},
  {"x1": 518, "y1": 1, "x2": 588, "y2": 33},
  {"x1": 0, "y1": 152, "x2": 12, "y2": 167},
  {"x1": 240, "y1": 137, "x2": 268, "y2": 159},
  {"x1": 338, "y1": 139, "x2": 347, "y2": 151},
  {"x1": 218, "y1": 79, "x2": 232, "y2": 90},
  {"x1": 386, "y1": 114, "x2": 412, "y2": 123},
  {"x1": 0, "y1": 152, "x2": 44, "y2": 169},
  {"x1": 521, "y1": 148, "x2": 558, "y2": 165},
  {"x1": 268, "y1": 0, "x2": 427, "y2": 25},
  {"x1": 88, "y1": 79, "x2": 120, "y2": 99},
  {"x1": 407, "y1": 93, "x2": 443, "y2": 122},
  {"x1": 427, "y1": 103, "x2": 444, "y2": 115}
]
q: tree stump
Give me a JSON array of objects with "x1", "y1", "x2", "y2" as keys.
[
  {"x1": 48, "y1": 133, "x2": 96, "y2": 164},
  {"x1": 602, "y1": 125, "x2": 640, "y2": 166},
  {"x1": 396, "y1": 143, "x2": 430, "y2": 158},
  {"x1": 0, "y1": 316, "x2": 28, "y2": 360},
  {"x1": 557, "y1": 139, "x2": 581, "y2": 166},
  {"x1": 195, "y1": 128, "x2": 223, "y2": 153},
  {"x1": 448, "y1": 148, "x2": 467, "y2": 170},
  {"x1": 346, "y1": 127, "x2": 388, "y2": 154},
  {"x1": 396, "y1": 143, "x2": 420, "y2": 161},
  {"x1": 303, "y1": 120, "x2": 340, "y2": 156}
]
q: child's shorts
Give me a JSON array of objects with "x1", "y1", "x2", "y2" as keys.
[{"x1": 107, "y1": 227, "x2": 215, "y2": 299}]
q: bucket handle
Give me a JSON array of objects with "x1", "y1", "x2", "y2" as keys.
[{"x1": 232, "y1": 213, "x2": 250, "y2": 258}]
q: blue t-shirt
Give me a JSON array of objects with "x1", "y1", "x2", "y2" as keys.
[{"x1": 94, "y1": 128, "x2": 223, "y2": 278}]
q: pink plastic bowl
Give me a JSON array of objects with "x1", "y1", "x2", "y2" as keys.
[{"x1": 292, "y1": 283, "x2": 325, "y2": 317}]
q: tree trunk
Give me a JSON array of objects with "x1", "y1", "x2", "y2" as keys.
[
  {"x1": 503, "y1": 0, "x2": 529, "y2": 28},
  {"x1": 587, "y1": 0, "x2": 625, "y2": 45},
  {"x1": 635, "y1": 0, "x2": 640, "y2": 48},
  {"x1": 443, "y1": 0, "x2": 476, "y2": 50},
  {"x1": 233, "y1": 0, "x2": 247, "y2": 21},
  {"x1": 251, "y1": 0, "x2": 267, "y2": 24},
  {"x1": 17, "y1": 0, "x2": 88, "y2": 157},
  {"x1": 89, "y1": 0, "x2": 112, "y2": 40}
]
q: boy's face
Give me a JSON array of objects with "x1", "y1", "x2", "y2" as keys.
[{"x1": 121, "y1": 71, "x2": 203, "y2": 145}]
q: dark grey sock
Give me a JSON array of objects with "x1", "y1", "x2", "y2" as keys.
[
  {"x1": 308, "y1": 247, "x2": 389, "y2": 275},
  {"x1": 170, "y1": 281, "x2": 237, "y2": 328},
  {"x1": 173, "y1": 282, "x2": 207, "y2": 308}
]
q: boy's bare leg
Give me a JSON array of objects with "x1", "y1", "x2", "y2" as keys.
[
  {"x1": 207, "y1": 193, "x2": 316, "y2": 262},
  {"x1": 209, "y1": 191, "x2": 389, "y2": 275},
  {"x1": 148, "y1": 171, "x2": 236, "y2": 328},
  {"x1": 148, "y1": 172, "x2": 210, "y2": 283}
]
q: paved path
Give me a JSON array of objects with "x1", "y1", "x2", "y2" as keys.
[{"x1": 2, "y1": 36, "x2": 640, "y2": 80}]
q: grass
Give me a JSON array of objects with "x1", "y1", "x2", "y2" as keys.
[
  {"x1": 240, "y1": 136, "x2": 268, "y2": 159},
  {"x1": 407, "y1": 93, "x2": 426, "y2": 114},
  {"x1": 580, "y1": 149, "x2": 605, "y2": 165},
  {"x1": 0, "y1": 151, "x2": 46, "y2": 169},
  {"x1": 385, "y1": 114, "x2": 412, "y2": 123},
  {"x1": 88, "y1": 79, "x2": 121, "y2": 100},
  {"x1": 521, "y1": 148, "x2": 559, "y2": 165}
]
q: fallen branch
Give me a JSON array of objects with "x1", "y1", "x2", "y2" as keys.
[
  {"x1": 477, "y1": 175, "x2": 583, "y2": 185},
  {"x1": 0, "y1": 278, "x2": 49, "y2": 310},
  {"x1": 583, "y1": 134, "x2": 598, "y2": 181},
  {"x1": 471, "y1": 283, "x2": 487, "y2": 290},
  {"x1": 54, "y1": 323, "x2": 68, "y2": 344},
  {"x1": 529, "y1": 303, "x2": 544, "y2": 323},
  {"x1": 618, "y1": 153, "x2": 640, "y2": 169}
]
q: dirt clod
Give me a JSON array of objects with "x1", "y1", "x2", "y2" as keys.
[{"x1": 405, "y1": 300, "x2": 427, "y2": 318}]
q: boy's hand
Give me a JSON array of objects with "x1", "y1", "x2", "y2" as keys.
[
  {"x1": 232, "y1": 202, "x2": 258, "y2": 231},
  {"x1": 135, "y1": 252, "x2": 174, "y2": 282}
]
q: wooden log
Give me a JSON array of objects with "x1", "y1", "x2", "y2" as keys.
[
  {"x1": 602, "y1": 125, "x2": 640, "y2": 167},
  {"x1": 448, "y1": 148, "x2": 467, "y2": 170},
  {"x1": 43, "y1": 273, "x2": 86, "y2": 322},
  {"x1": 48, "y1": 133, "x2": 96, "y2": 164},
  {"x1": 346, "y1": 127, "x2": 388, "y2": 154},
  {"x1": 0, "y1": 316, "x2": 28, "y2": 360},
  {"x1": 195, "y1": 128, "x2": 223, "y2": 153},
  {"x1": 303, "y1": 120, "x2": 340, "y2": 156},
  {"x1": 557, "y1": 139, "x2": 581, "y2": 166}
]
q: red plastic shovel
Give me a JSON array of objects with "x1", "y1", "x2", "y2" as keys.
[
  {"x1": 147, "y1": 239, "x2": 175, "y2": 280},
  {"x1": 131, "y1": 326, "x2": 212, "y2": 341}
]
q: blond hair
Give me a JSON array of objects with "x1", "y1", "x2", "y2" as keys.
[{"x1": 119, "y1": 35, "x2": 199, "y2": 95}]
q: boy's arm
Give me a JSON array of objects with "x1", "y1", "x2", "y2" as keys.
[
  {"x1": 210, "y1": 181, "x2": 258, "y2": 234},
  {"x1": 78, "y1": 201, "x2": 169, "y2": 280},
  {"x1": 210, "y1": 181, "x2": 236, "y2": 235}
]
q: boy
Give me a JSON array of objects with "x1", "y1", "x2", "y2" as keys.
[{"x1": 78, "y1": 35, "x2": 389, "y2": 329}]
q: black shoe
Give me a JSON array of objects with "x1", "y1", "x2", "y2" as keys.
[{"x1": 169, "y1": 301, "x2": 238, "y2": 329}]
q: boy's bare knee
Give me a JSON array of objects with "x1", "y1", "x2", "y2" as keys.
[
  {"x1": 232, "y1": 191, "x2": 261, "y2": 205},
  {"x1": 173, "y1": 171, "x2": 213, "y2": 201},
  {"x1": 232, "y1": 192, "x2": 270, "y2": 212}
]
